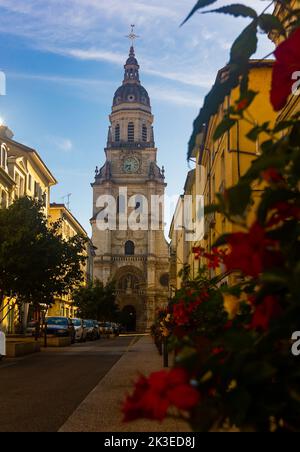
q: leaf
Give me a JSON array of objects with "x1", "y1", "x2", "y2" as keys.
[
  {"x1": 246, "y1": 122, "x2": 270, "y2": 142},
  {"x1": 242, "y1": 361, "x2": 277, "y2": 384},
  {"x1": 203, "y1": 4, "x2": 257, "y2": 19},
  {"x1": 181, "y1": 0, "x2": 218, "y2": 26},
  {"x1": 205, "y1": 204, "x2": 220, "y2": 215},
  {"x1": 230, "y1": 22, "x2": 258, "y2": 64},
  {"x1": 226, "y1": 183, "x2": 252, "y2": 216},
  {"x1": 260, "y1": 271, "x2": 288, "y2": 286},
  {"x1": 258, "y1": 14, "x2": 285, "y2": 35},
  {"x1": 274, "y1": 120, "x2": 296, "y2": 133},
  {"x1": 213, "y1": 117, "x2": 237, "y2": 141},
  {"x1": 213, "y1": 234, "x2": 232, "y2": 248}
]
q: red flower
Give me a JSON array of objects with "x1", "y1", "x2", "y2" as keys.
[
  {"x1": 167, "y1": 384, "x2": 200, "y2": 411},
  {"x1": 223, "y1": 221, "x2": 281, "y2": 277},
  {"x1": 173, "y1": 293, "x2": 207, "y2": 326},
  {"x1": 262, "y1": 168, "x2": 284, "y2": 184},
  {"x1": 250, "y1": 296, "x2": 282, "y2": 332},
  {"x1": 173, "y1": 301, "x2": 191, "y2": 326},
  {"x1": 123, "y1": 368, "x2": 200, "y2": 422},
  {"x1": 236, "y1": 98, "x2": 249, "y2": 112},
  {"x1": 192, "y1": 246, "x2": 203, "y2": 260},
  {"x1": 271, "y1": 27, "x2": 300, "y2": 111},
  {"x1": 267, "y1": 201, "x2": 300, "y2": 227},
  {"x1": 203, "y1": 248, "x2": 225, "y2": 270},
  {"x1": 212, "y1": 347, "x2": 224, "y2": 356}
]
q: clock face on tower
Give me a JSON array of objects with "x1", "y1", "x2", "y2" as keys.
[{"x1": 123, "y1": 157, "x2": 140, "y2": 174}]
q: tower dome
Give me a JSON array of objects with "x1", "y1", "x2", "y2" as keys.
[{"x1": 113, "y1": 46, "x2": 151, "y2": 108}]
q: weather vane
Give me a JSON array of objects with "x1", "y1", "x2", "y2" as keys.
[{"x1": 126, "y1": 24, "x2": 140, "y2": 46}]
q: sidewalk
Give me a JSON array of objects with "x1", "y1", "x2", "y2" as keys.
[{"x1": 59, "y1": 335, "x2": 191, "y2": 432}]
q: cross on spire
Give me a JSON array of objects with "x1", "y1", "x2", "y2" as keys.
[{"x1": 126, "y1": 24, "x2": 139, "y2": 46}]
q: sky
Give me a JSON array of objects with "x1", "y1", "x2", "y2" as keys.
[{"x1": 0, "y1": 0, "x2": 275, "y2": 235}]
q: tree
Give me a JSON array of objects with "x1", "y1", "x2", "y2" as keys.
[
  {"x1": 0, "y1": 197, "x2": 87, "y2": 328},
  {"x1": 73, "y1": 280, "x2": 119, "y2": 321}
]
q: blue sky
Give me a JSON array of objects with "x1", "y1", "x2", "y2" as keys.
[{"x1": 0, "y1": 0, "x2": 274, "y2": 234}]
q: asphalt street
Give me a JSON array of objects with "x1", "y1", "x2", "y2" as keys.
[{"x1": 0, "y1": 335, "x2": 134, "y2": 432}]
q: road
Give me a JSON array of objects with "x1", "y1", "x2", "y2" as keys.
[{"x1": 0, "y1": 335, "x2": 134, "y2": 432}]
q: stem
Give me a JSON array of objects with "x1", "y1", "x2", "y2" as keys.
[{"x1": 0, "y1": 301, "x2": 17, "y2": 324}]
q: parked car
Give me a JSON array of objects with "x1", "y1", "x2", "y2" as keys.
[
  {"x1": 45, "y1": 317, "x2": 75, "y2": 344},
  {"x1": 83, "y1": 319, "x2": 99, "y2": 341},
  {"x1": 26, "y1": 321, "x2": 41, "y2": 337},
  {"x1": 92, "y1": 320, "x2": 100, "y2": 340},
  {"x1": 72, "y1": 318, "x2": 87, "y2": 342},
  {"x1": 99, "y1": 322, "x2": 113, "y2": 336},
  {"x1": 112, "y1": 323, "x2": 121, "y2": 336}
]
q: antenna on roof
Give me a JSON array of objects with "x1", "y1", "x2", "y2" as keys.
[{"x1": 62, "y1": 193, "x2": 72, "y2": 210}]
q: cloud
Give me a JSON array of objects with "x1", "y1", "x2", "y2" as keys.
[
  {"x1": 61, "y1": 47, "x2": 213, "y2": 88},
  {"x1": 0, "y1": 0, "x2": 274, "y2": 95},
  {"x1": 8, "y1": 70, "x2": 201, "y2": 108},
  {"x1": 8, "y1": 71, "x2": 114, "y2": 88},
  {"x1": 50, "y1": 136, "x2": 73, "y2": 152},
  {"x1": 150, "y1": 86, "x2": 203, "y2": 108}
]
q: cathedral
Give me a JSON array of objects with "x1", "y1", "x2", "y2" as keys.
[{"x1": 91, "y1": 40, "x2": 170, "y2": 332}]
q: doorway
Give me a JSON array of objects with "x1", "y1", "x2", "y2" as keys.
[{"x1": 122, "y1": 305, "x2": 137, "y2": 332}]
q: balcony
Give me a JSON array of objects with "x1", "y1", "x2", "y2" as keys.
[
  {"x1": 112, "y1": 255, "x2": 148, "y2": 263},
  {"x1": 107, "y1": 141, "x2": 155, "y2": 150}
]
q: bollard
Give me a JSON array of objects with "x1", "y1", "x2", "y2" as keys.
[
  {"x1": 163, "y1": 336, "x2": 169, "y2": 368},
  {"x1": 0, "y1": 329, "x2": 6, "y2": 359}
]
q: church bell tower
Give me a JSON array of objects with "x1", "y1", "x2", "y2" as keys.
[{"x1": 91, "y1": 29, "x2": 170, "y2": 332}]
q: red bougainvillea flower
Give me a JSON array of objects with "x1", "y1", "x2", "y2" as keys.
[
  {"x1": 123, "y1": 368, "x2": 200, "y2": 422},
  {"x1": 271, "y1": 27, "x2": 300, "y2": 111},
  {"x1": 223, "y1": 221, "x2": 282, "y2": 277},
  {"x1": 236, "y1": 98, "x2": 250, "y2": 112},
  {"x1": 192, "y1": 246, "x2": 204, "y2": 260},
  {"x1": 173, "y1": 292, "x2": 208, "y2": 327},
  {"x1": 249, "y1": 296, "x2": 283, "y2": 332},
  {"x1": 203, "y1": 248, "x2": 226, "y2": 270},
  {"x1": 267, "y1": 201, "x2": 300, "y2": 228},
  {"x1": 262, "y1": 168, "x2": 284, "y2": 184}
]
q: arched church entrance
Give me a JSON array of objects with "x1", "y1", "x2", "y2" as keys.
[
  {"x1": 114, "y1": 266, "x2": 146, "y2": 332},
  {"x1": 122, "y1": 305, "x2": 137, "y2": 332}
]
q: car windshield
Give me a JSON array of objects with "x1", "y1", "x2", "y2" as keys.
[
  {"x1": 72, "y1": 319, "x2": 81, "y2": 326},
  {"x1": 46, "y1": 318, "x2": 68, "y2": 326}
]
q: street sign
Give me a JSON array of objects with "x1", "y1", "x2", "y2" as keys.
[{"x1": 0, "y1": 330, "x2": 6, "y2": 356}]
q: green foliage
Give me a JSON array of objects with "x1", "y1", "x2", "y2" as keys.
[
  {"x1": 0, "y1": 197, "x2": 86, "y2": 309},
  {"x1": 73, "y1": 280, "x2": 119, "y2": 321},
  {"x1": 203, "y1": 4, "x2": 257, "y2": 19},
  {"x1": 181, "y1": 0, "x2": 218, "y2": 26},
  {"x1": 179, "y1": 0, "x2": 300, "y2": 433}
]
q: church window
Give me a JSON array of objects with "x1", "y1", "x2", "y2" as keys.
[
  {"x1": 125, "y1": 240, "x2": 135, "y2": 256},
  {"x1": 142, "y1": 125, "x2": 147, "y2": 142},
  {"x1": 115, "y1": 124, "x2": 120, "y2": 142},
  {"x1": 128, "y1": 122, "x2": 135, "y2": 142},
  {"x1": 0, "y1": 144, "x2": 7, "y2": 169}
]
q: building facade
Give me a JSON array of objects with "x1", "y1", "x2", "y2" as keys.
[
  {"x1": 0, "y1": 124, "x2": 57, "y2": 333},
  {"x1": 91, "y1": 46, "x2": 169, "y2": 331},
  {"x1": 170, "y1": 61, "x2": 278, "y2": 286},
  {"x1": 48, "y1": 203, "x2": 93, "y2": 319}
]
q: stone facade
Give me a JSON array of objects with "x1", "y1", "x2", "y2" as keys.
[{"x1": 91, "y1": 46, "x2": 169, "y2": 332}]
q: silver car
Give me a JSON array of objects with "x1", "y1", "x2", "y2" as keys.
[{"x1": 72, "y1": 318, "x2": 87, "y2": 342}]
